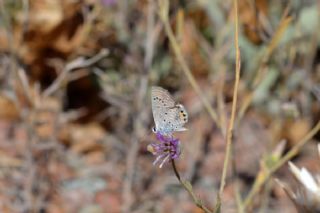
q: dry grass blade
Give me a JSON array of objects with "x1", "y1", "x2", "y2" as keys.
[
  {"x1": 43, "y1": 49, "x2": 109, "y2": 97},
  {"x1": 217, "y1": 0, "x2": 241, "y2": 208}
]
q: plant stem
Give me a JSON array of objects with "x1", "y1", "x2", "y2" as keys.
[
  {"x1": 171, "y1": 160, "x2": 213, "y2": 213},
  {"x1": 218, "y1": 0, "x2": 241, "y2": 202},
  {"x1": 171, "y1": 159, "x2": 181, "y2": 181}
]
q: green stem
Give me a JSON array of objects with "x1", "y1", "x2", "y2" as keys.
[{"x1": 171, "y1": 160, "x2": 213, "y2": 213}]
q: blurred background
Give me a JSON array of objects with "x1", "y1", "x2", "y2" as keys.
[{"x1": 0, "y1": 0, "x2": 319, "y2": 212}]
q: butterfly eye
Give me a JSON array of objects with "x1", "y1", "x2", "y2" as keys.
[{"x1": 152, "y1": 127, "x2": 156, "y2": 133}]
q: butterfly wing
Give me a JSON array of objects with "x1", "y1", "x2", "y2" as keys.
[
  {"x1": 151, "y1": 86, "x2": 188, "y2": 134},
  {"x1": 164, "y1": 104, "x2": 188, "y2": 132},
  {"x1": 151, "y1": 86, "x2": 175, "y2": 133}
]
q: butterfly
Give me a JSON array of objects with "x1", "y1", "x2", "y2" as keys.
[{"x1": 151, "y1": 86, "x2": 188, "y2": 135}]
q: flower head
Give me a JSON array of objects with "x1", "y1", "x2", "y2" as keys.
[{"x1": 147, "y1": 132, "x2": 181, "y2": 168}]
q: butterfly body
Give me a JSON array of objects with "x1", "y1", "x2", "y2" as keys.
[{"x1": 151, "y1": 86, "x2": 188, "y2": 136}]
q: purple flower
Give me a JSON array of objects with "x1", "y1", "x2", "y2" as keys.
[{"x1": 147, "y1": 132, "x2": 181, "y2": 168}]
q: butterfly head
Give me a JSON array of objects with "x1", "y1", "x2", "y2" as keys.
[{"x1": 152, "y1": 126, "x2": 157, "y2": 133}]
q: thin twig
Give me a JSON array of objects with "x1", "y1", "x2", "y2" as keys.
[
  {"x1": 234, "y1": 180, "x2": 244, "y2": 213},
  {"x1": 144, "y1": 0, "x2": 157, "y2": 70},
  {"x1": 158, "y1": 0, "x2": 220, "y2": 129},
  {"x1": 43, "y1": 49, "x2": 109, "y2": 97},
  {"x1": 17, "y1": 68, "x2": 33, "y2": 106},
  {"x1": 217, "y1": 0, "x2": 241, "y2": 205},
  {"x1": 232, "y1": 145, "x2": 244, "y2": 213}
]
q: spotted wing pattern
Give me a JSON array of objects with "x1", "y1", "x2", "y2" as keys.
[{"x1": 151, "y1": 86, "x2": 188, "y2": 135}]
